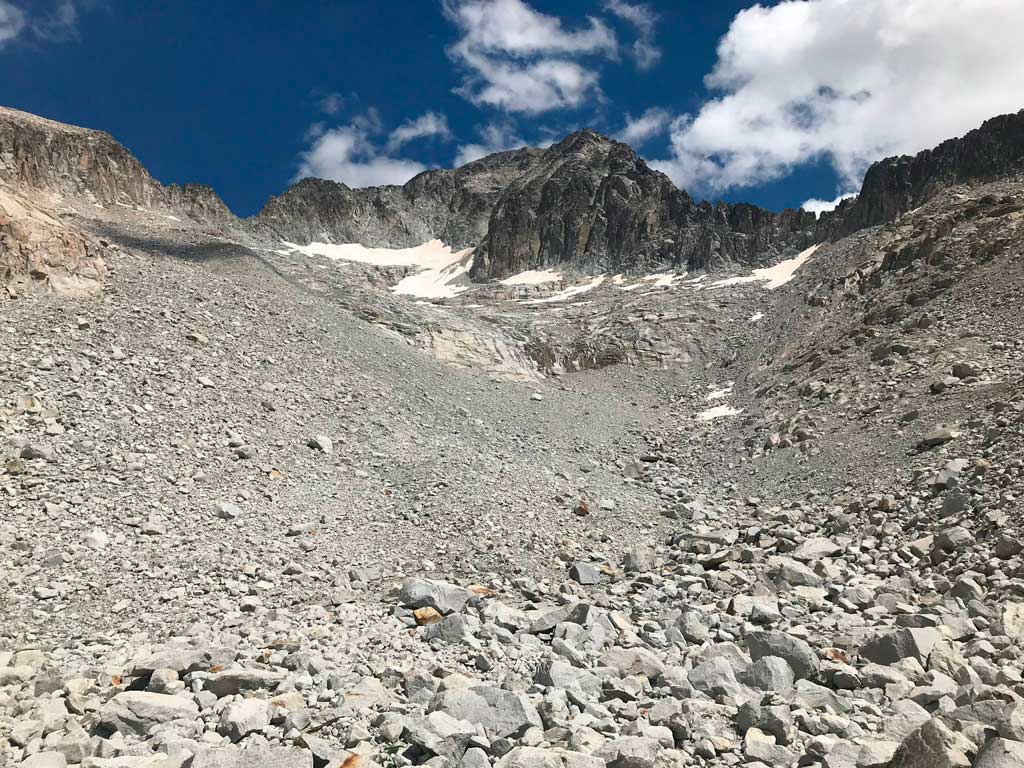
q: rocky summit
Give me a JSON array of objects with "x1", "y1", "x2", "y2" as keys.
[{"x1": 3, "y1": 102, "x2": 1024, "y2": 768}]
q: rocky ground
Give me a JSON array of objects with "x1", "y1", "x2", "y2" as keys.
[{"x1": 4, "y1": 111, "x2": 1024, "y2": 768}]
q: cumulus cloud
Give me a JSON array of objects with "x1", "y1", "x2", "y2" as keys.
[
  {"x1": 615, "y1": 107, "x2": 670, "y2": 146},
  {"x1": 387, "y1": 111, "x2": 453, "y2": 151},
  {"x1": 652, "y1": 0, "x2": 1024, "y2": 195},
  {"x1": 295, "y1": 114, "x2": 428, "y2": 188},
  {"x1": 802, "y1": 193, "x2": 857, "y2": 216},
  {"x1": 444, "y1": 0, "x2": 618, "y2": 113},
  {"x1": 603, "y1": 0, "x2": 660, "y2": 70},
  {"x1": 0, "y1": 2, "x2": 26, "y2": 48},
  {"x1": 454, "y1": 121, "x2": 527, "y2": 165}
]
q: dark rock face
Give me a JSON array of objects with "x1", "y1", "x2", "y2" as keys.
[
  {"x1": 473, "y1": 130, "x2": 818, "y2": 279},
  {"x1": 248, "y1": 148, "x2": 544, "y2": 249},
  {"x1": 251, "y1": 130, "x2": 819, "y2": 279},
  {"x1": 831, "y1": 109, "x2": 1024, "y2": 238}
]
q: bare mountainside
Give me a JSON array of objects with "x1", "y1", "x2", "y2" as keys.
[{"x1": 3, "y1": 105, "x2": 1024, "y2": 768}]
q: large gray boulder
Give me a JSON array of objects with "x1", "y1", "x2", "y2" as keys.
[
  {"x1": 860, "y1": 628, "x2": 941, "y2": 666},
  {"x1": 429, "y1": 684, "x2": 542, "y2": 738},
  {"x1": 599, "y1": 647, "x2": 666, "y2": 679},
  {"x1": 96, "y1": 692, "x2": 199, "y2": 737},
  {"x1": 886, "y1": 718, "x2": 973, "y2": 768},
  {"x1": 745, "y1": 631, "x2": 820, "y2": 680},
  {"x1": 398, "y1": 578, "x2": 473, "y2": 615},
  {"x1": 973, "y1": 738, "x2": 1024, "y2": 768}
]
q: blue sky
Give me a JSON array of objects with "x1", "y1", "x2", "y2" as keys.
[{"x1": 2, "y1": 1, "x2": 1023, "y2": 217}]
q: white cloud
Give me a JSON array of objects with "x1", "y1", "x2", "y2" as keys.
[
  {"x1": 0, "y1": 1, "x2": 27, "y2": 48},
  {"x1": 652, "y1": 0, "x2": 1024, "y2": 195},
  {"x1": 454, "y1": 121, "x2": 527, "y2": 165},
  {"x1": 445, "y1": 0, "x2": 616, "y2": 57},
  {"x1": 388, "y1": 111, "x2": 453, "y2": 151},
  {"x1": 603, "y1": 0, "x2": 660, "y2": 70},
  {"x1": 615, "y1": 107, "x2": 670, "y2": 146},
  {"x1": 802, "y1": 193, "x2": 856, "y2": 216},
  {"x1": 444, "y1": 0, "x2": 618, "y2": 114},
  {"x1": 295, "y1": 115, "x2": 428, "y2": 188},
  {"x1": 0, "y1": 1, "x2": 97, "y2": 49}
]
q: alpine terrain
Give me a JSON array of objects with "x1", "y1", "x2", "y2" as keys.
[{"x1": 4, "y1": 102, "x2": 1024, "y2": 768}]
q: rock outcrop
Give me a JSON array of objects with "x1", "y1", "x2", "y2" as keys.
[
  {"x1": 473, "y1": 130, "x2": 818, "y2": 279},
  {"x1": 0, "y1": 105, "x2": 234, "y2": 225},
  {"x1": 0, "y1": 188, "x2": 107, "y2": 297},
  {"x1": 6, "y1": 102, "x2": 1024, "y2": 291},
  {"x1": 252, "y1": 130, "x2": 820, "y2": 279},
  {"x1": 830, "y1": 108, "x2": 1024, "y2": 238}
]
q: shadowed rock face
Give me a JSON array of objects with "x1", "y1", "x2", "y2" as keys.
[
  {"x1": 472, "y1": 130, "x2": 819, "y2": 279},
  {"x1": 252, "y1": 130, "x2": 820, "y2": 279},
  {"x1": 829, "y1": 109, "x2": 1024, "y2": 238}
]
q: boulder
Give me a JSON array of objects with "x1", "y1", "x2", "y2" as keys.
[
  {"x1": 398, "y1": 578, "x2": 473, "y2": 615},
  {"x1": 746, "y1": 631, "x2": 820, "y2": 680},
  {"x1": 973, "y1": 738, "x2": 1024, "y2": 768},
  {"x1": 886, "y1": 718, "x2": 973, "y2": 768},
  {"x1": 859, "y1": 628, "x2": 941, "y2": 666},
  {"x1": 96, "y1": 692, "x2": 199, "y2": 737},
  {"x1": 429, "y1": 685, "x2": 542, "y2": 738}
]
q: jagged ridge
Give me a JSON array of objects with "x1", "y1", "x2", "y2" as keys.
[
  {"x1": 472, "y1": 130, "x2": 818, "y2": 278},
  {"x1": 830, "y1": 108, "x2": 1024, "y2": 238},
  {"x1": 5, "y1": 104, "x2": 1024, "y2": 283},
  {"x1": 247, "y1": 146, "x2": 544, "y2": 249}
]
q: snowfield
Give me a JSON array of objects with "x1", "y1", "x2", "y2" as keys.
[
  {"x1": 501, "y1": 269, "x2": 562, "y2": 286},
  {"x1": 710, "y1": 244, "x2": 821, "y2": 290},
  {"x1": 280, "y1": 239, "x2": 475, "y2": 299}
]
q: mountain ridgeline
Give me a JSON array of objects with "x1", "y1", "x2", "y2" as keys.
[
  {"x1": 251, "y1": 130, "x2": 822, "y2": 279},
  {"x1": 3, "y1": 104, "x2": 1024, "y2": 281}
]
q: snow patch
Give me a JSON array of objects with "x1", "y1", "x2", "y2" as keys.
[
  {"x1": 644, "y1": 272, "x2": 684, "y2": 287},
  {"x1": 750, "y1": 312, "x2": 764, "y2": 322},
  {"x1": 706, "y1": 384, "x2": 734, "y2": 402},
  {"x1": 500, "y1": 269, "x2": 562, "y2": 286},
  {"x1": 710, "y1": 244, "x2": 821, "y2": 290},
  {"x1": 698, "y1": 404, "x2": 744, "y2": 421},
  {"x1": 524, "y1": 275, "x2": 606, "y2": 305},
  {"x1": 393, "y1": 250, "x2": 474, "y2": 299},
  {"x1": 281, "y1": 239, "x2": 475, "y2": 299}
]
